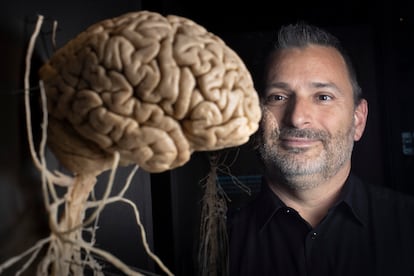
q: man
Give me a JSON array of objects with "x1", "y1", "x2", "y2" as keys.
[{"x1": 227, "y1": 22, "x2": 414, "y2": 276}]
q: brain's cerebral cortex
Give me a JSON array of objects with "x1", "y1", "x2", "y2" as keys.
[{"x1": 39, "y1": 10, "x2": 262, "y2": 174}]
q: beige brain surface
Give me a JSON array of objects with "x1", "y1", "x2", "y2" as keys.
[{"x1": 39, "y1": 10, "x2": 261, "y2": 174}]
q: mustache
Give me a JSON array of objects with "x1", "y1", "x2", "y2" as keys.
[{"x1": 272, "y1": 127, "x2": 330, "y2": 141}]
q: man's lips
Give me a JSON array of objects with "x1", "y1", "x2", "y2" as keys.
[{"x1": 279, "y1": 137, "x2": 320, "y2": 148}]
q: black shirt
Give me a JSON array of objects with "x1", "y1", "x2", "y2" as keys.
[{"x1": 227, "y1": 174, "x2": 414, "y2": 276}]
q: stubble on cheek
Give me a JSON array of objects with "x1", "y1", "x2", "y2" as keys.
[{"x1": 260, "y1": 108, "x2": 280, "y2": 144}]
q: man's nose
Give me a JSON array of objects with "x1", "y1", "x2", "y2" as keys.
[{"x1": 283, "y1": 97, "x2": 313, "y2": 128}]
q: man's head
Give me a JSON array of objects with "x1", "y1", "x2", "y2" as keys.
[
  {"x1": 257, "y1": 22, "x2": 368, "y2": 189},
  {"x1": 261, "y1": 22, "x2": 363, "y2": 106}
]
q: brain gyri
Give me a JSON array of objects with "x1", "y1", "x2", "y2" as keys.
[{"x1": 39, "y1": 11, "x2": 262, "y2": 174}]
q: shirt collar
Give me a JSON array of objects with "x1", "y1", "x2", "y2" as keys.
[
  {"x1": 256, "y1": 179, "x2": 286, "y2": 230},
  {"x1": 256, "y1": 173, "x2": 368, "y2": 230},
  {"x1": 341, "y1": 173, "x2": 369, "y2": 226}
]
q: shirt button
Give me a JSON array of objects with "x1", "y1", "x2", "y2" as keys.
[
  {"x1": 311, "y1": 232, "x2": 318, "y2": 240},
  {"x1": 286, "y1": 209, "x2": 291, "y2": 214}
]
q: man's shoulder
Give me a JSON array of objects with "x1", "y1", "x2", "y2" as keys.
[
  {"x1": 357, "y1": 178, "x2": 414, "y2": 216},
  {"x1": 227, "y1": 199, "x2": 257, "y2": 221},
  {"x1": 364, "y1": 181, "x2": 414, "y2": 205},
  {"x1": 226, "y1": 196, "x2": 264, "y2": 230},
  {"x1": 343, "y1": 174, "x2": 414, "y2": 229}
]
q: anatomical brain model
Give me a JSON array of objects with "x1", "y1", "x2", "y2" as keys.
[
  {"x1": 0, "y1": 10, "x2": 261, "y2": 276},
  {"x1": 40, "y1": 10, "x2": 261, "y2": 175}
]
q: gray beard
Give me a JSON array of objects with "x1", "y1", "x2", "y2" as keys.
[{"x1": 258, "y1": 126, "x2": 355, "y2": 191}]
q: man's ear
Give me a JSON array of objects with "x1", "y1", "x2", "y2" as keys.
[{"x1": 353, "y1": 99, "x2": 368, "y2": 141}]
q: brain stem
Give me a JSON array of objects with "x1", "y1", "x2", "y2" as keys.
[{"x1": 49, "y1": 174, "x2": 97, "y2": 275}]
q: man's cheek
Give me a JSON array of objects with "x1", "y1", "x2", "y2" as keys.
[{"x1": 261, "y1": 108, "x2": 280, "y2": 141}]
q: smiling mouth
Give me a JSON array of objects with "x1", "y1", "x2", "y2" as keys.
[
  {"x1": 280, "y1": 137, "x2": 320, "y2": 149},
  {"x1": 275, "y1": 127, "x2": 328, "y2": 150}
]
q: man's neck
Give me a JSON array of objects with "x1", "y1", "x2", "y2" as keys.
[{"x1": 267, "y1": 166, "x2": 350, "y2": 227}]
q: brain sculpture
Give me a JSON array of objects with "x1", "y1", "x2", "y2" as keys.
[{"x1": 39, "y1": 10, "x2": 261, "y2": 174}]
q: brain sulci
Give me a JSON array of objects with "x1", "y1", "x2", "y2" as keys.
[{"x1": 39, "y1": 10, "x2": 262, "y2": 174}]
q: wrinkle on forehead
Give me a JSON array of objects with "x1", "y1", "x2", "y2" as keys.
[{"x1": 265, "y1": 45, "x2": 352, "y2": 98}]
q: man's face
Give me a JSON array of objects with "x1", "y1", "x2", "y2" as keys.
[{"x1": 259, "y1": 45, "x2": 367, "y2": 189}]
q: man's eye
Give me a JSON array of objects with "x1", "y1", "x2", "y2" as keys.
[
  {"x1": 317, "y1": 94, "x2": 333, "y2": 101},
  {"x1": 265, "y1": 94, "x2": 287, "y2": 105}
]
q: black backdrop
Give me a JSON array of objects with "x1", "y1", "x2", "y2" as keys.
[{"x1": 0, "y1": 0, "x2": 413, "y2": 275}]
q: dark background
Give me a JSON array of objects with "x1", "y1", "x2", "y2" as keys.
[{"x1": 0, "y1": 0, "x2": 413, "y2": 275}]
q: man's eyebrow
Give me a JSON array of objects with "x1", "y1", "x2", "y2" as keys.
[
  {"x1": 265, "y1": 82, "x2": 290, "y2": 90},
  {"x1": 265, "y1": 81, "x2": 343, "y2": 94},
  {"x1": 311, "y1": 81, "x2": 341, "y2": 93}
]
